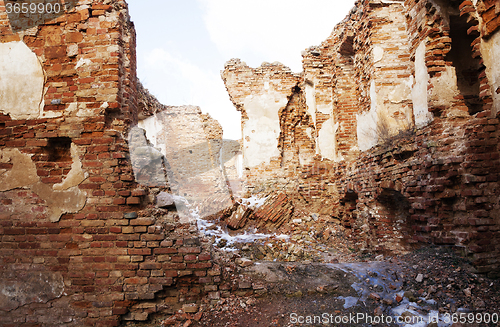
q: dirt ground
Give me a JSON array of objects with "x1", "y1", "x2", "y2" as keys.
[{"x1": 123, "y1": 246, "x2": 500, "y2": 327}]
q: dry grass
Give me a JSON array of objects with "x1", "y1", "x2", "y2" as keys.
[{"x1": 375, "y1": 112, "x2": 416, "y2": 147}]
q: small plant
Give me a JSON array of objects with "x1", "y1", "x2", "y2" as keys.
[{"x1": 373, "y1": 111, "x2": 416, "y2": 148}]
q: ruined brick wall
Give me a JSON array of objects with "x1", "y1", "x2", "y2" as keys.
[
  {"x1": 475, "y1": 0, "x2": 500, "y2": 38},
  {"x1": 325, "y1": 112, "x2": 499, "y2": 272},
  {"x1": 224, "y1": 0, "x2": 500, "y2": 276},
  {"x1": 222, "y1": 59, "x2": 304, "y2": 191},
  {"x1": 0, "y1": 1, "x2": 221, "y2": 326}
]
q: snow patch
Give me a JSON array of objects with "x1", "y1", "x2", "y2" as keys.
[
  {"x1": 337, "y1": 296, "x2": 358, "y2": 309},
  {"x1": 195, "y1": 209, "x2": 289, "y2": 251},
  {"x1": 240, "y1": 195, "x2": 268, "y2": 210}
]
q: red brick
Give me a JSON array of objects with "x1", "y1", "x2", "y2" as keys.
[
  {"x1": 124, "y1": 277, "x2": 147, "y2": 284},
  {"x1": 126, "y1": 197, "x2": 140, "y2": 205},
  {"x1": 184, "y1": 255, "x2": 197, "y2": 261},
  {"x1": 178, "y1": 247, "x2": 201, "y2": 254},
  {"x1": 149, "y1": 277, "x2": 173, "y2": 285},
  {"x1": 139, "y1": 262, "x2": 161, "y2": 270},
  {"x1": 187, "y1": 262, "x2": 212, "y2": 269},
  {"x1": 45, "y1": 46, "x2": 67, "y2": 59},
  {"x1": 154, "y1": 248, "x2": 178, "y2": 254},
  {"x1": 128, "y1": 248, "x2": 151, "y2": 255},
  {"x1": 130, "y1": 218, "x2": 154, "y2": 226}
]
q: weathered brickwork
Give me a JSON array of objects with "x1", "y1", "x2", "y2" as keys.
[
  {"x1": 0, "y1": 1, "x2": 222, "y2": 326},
  {"x1": 224, "y1": 0, "x2": 500, "y2": 277},
  {"x1": 475, "y1": 0, "x2": 500, "y2": 37},
  {"x1": 1, "y1": 0, "x2": 500, "y2": 325}
]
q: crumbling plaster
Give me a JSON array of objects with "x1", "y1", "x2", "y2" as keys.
[
  {"x1": 412, "y1": 41, "x2": 433, "y2": 127},
  {"x1": 0, "y1": 147, "x2": 86, "y2": 222},
  {"x1": 481, "y1": 30, "x2": 500, "y2": 116},
  {"x1": 318, "y1": 117, "x2": 340, "y2": 161},
  {"x1": 0, "y1": 41, "x2": 45, "y2": 120},
  {"x1": 133, "y1": 106, "x2": 235, "y2": 219},
  {"x1": 222, "y1": 60, "x2": 301, "y2": 168},
  {"x1": 0, "y1": 270, "x2": 64, "y2": 312},
  {"x1": 53, "y1": 143, "x2": 87, "y2": 191},
  {"x1": 431, "y1": 66, "x2": 463, "y2": 117},
  {"x1": 0, "y1": 148, "x2": 39, "y2": 191},
  {"x1": 304, "y1": 79, "x2": 340, "y2": 161},
  {"x1": 357, "y1": 81, "x2": 379, "y2": 151},
  {"x1": 243, "y1": 91, "x2": 286, "y2": 168}
]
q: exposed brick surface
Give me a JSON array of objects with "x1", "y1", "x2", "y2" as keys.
[{"x1": 1, "y1": 0, "x2": 500, "y2": 326}]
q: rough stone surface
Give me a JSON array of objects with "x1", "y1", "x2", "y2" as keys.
[
  {"x1": 156, "y1": 191, "x2": 175, "y2": 208},
  {"x1": 0, "y1": 270, "x2": 64, "y2": 312}
]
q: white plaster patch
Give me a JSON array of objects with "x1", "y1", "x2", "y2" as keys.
[
  {"x1": 243, "y1": 117, "x2": 281, "y2": 168},
  {"x1": 0, "y1": 148, "x2": 87, "y2": 222},
  {"x1": 75, "y1": 58, "x2": 92, "y2": 69},
  {"x1": 32, "y1": 182, "x2": 87, "y2": 222},
  {"x1": 430, "y1": 66, "x2": 460, "y2": 107},
  {"x1": 305, "y1": 127, "x2": 313, "y2": 139},
  {"x1": 41, "y1": 111, "x2": 63, "y2": 119},
  {"x1": 65, "y1": 102, "x2": 78, "y2": 114},
  {"x1": 0, "y1": 148, "x2": 39, "y2": 191},
  {"x1": 412, "y1": 41, "x2": 433, "y2": 127},
  {"x1": 373, "y1": 46, "x2": 384, "y2": 64},
  {"x1": 242, "y1": 91, "x2": 286, "y2": 168},
  {"x1": 76, "y1": 109, "x2": 97, "y2": 117},
  {"x1": 357, "y1": 80, "x2": 379, "y2": 151},
  {"x1": 317, "y1": 117, "x2": 339, "y2": 161},
  {"x1": 388, "y1": 82, "x2": 412, "y2": 104},
  {"x1": 0, "y1": 41, "x2": 45, "y2": 120},
  {"x1": 316, "y1": 103, "x2": 331, "y2": 115},
  {"x1": 357, "y1": 111, "x2": 378, "y2": 151},
  {"x1": 305, "y1": 82, "x2": 317, "y2": 126},
  {"x1": 53, "y1": 144, "x2": 87, "y2": 191},
  {"x1": 67, "y1": 44, "x2": 78, "y2": 57},
  {"x1": 138, "y1": 115, "x2": 164, "y2": 153},
  {"x1": 481, "y1": 31, "x2": 500, "y2": 116}
]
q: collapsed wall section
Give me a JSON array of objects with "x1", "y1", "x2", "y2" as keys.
[
  {"x1": 224, "y1": 0, "x2": 500, "y2": 276},
  {"x1": 222, "y1": 59, "x2": 308, "y2": 189}
]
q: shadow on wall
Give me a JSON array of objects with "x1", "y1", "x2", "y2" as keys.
[
  {"x1": 128, "y1": 126, "x2": 241, "y2": 221},
  {"x1": 373, "y1": 188, "x2": 412, "y2": 253}
]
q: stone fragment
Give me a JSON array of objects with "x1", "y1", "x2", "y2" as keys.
[
  {"x1": 227, "y1": 205, "x2": 252, "y2": 230},
  {"x1": 235, "y1": 258, "x2": 254, "y2": 267},
  {"x1": 238, "y1": 281, "x2": 252, "y2": 289},
  {"x1": 157, "y1": 192, "x2": 175, "y2": 208},
  {"x1": 162, "y1": 315, "x2": 178, "y2": 325},
  {"x1": 473, "y1": 297, "x2": 485, "y2": 309},
  {"x1": 416, "y1": 273, "x2": 424, "y2": 282},
  {"x1": 124, "y1": 212, "x2": 138, "y2": 219},
  {"x1": 182, "y1": 303, "x2": 199, "y2": 313}
]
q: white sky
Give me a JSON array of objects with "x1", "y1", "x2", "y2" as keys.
[{"x1": 127, "y1": 0, "x2": 357, "y2": 140}]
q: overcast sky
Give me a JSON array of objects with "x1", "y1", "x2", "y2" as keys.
[{"x1": 127, "y1": 0, "x2": 357, "y2": 140}]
